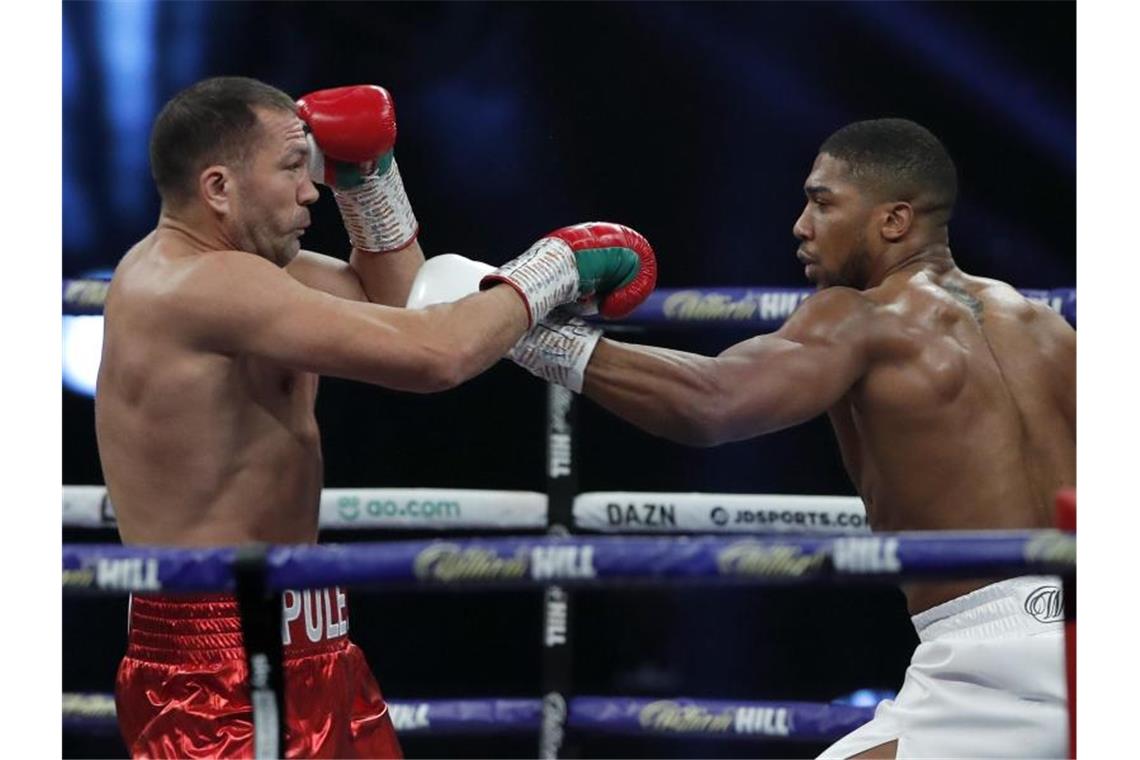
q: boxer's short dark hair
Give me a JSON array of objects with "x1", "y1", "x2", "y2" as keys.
[
  {"x1": 149, "y1": 76, "x2": 296, "y2": 206},
  {"x1": 820, "y1": 118, "x2": 959, "y2": 224}
]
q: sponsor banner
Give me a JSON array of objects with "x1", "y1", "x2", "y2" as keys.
[
  {"x1": 388, "y1": 698, "x2": 542, "y2": 735},
  {"x1": 320, "y1": 488, "x2": 547, "y2": 530},
  {"x1": 62, "y1": 486, "x2": 115, "y2": 527},
  {"x1": 64, "y1": 280, "x2": 1077, "y2": 325},
  {"x1": 273, "y1": 532, "x2": 1071, "y2": 588},
  {"x1": 62, "y1": 692, "x2": 873, "y2": 742},
  {"x1": 62, "y1": 278, "x2": 111, "y2": 315},
  {"x1": 609, "y1": 287, "x2": 1076, "y2": 329},
  {"x1": 832, "y1": 536, "x2": 902, "y2": 574},
  {"x1": 64, "y1": 532, "x2": 1075, "y2": 595},
  {"x1": 409, "y1": 542, "x2": 598, "y2": 584},
  {"x1": 568, "y1": 696, "x2": 874, "y2": 742},
  {"x1": 62, "y1": 486, "x2": 547, "y2": 530},
  {"x1": 543, "y1": 587, "x2": 569, "y2": 647},
  {"x1": 574, "y1": 492, "x2": 868, "y2": 535},
  {"x1": 63, "y1": 544, "x2": 236, "y2": 593},
  {"x1": 632, "y1": 289, "x2": 814, "y2": 331},
  {"x1": 895, "y1": 530, "x2": 1076, "y2": 578}
]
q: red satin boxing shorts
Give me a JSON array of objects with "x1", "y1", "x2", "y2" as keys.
[{"x1": 114, "y1": 588, "x2": 402, "y2": 759}]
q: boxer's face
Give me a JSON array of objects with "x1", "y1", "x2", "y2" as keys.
[
  {"x1": 228, "y1": 108, "x2": 318, "y2": 267},
  {"x1": 792, "y1": 153, "x2": 876, "y2": 290}
]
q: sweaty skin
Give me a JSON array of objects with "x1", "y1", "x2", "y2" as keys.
[
  {"x1": 95, "y1": 107, "x2": 529, "y2": 546},
  {"x1": 582, "y1": 153, "x2": 1075, "y2": 614}
]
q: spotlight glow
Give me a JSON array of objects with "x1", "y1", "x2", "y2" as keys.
[{"x1": 62, "y1": 316, "x2": 105, "y2": 398}]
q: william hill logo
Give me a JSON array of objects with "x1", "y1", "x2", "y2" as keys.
[
  {"x1": 637, "y1": 701, "x2": 792, "y2": 737},
  {"x1": 716, "y1": 541, "x2": 828, "y2": 577},
  {"x1": 413, "y1": 543, "x2": 598, "y2": 583},
  {"x1": 413, "y1": 544, "x2": 527, "y2": 582},
  {"x1": 64, "y1": 558, "x2": 161, "y2": 590},
  {"x1": 662, "y1": 290, "x2": 810, "y2": 321},
  {"x1": 639, "y1": 701, "x2": 734, "y2": 734},
  {"x1": 96, "y1": 558, "x2": 160, "y2": 591}
]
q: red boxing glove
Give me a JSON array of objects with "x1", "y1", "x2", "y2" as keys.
[
  {"x1": 297, "y1": 85, "x2": 396, "y2": 182},
  {"x1": 481, "y1": 222, "x2": 657, "y2": 327},
  {"x1": 548, "y1": 222, "x2": 657, "y2": 319},
  {"x1": 296, "y1": 84, "x2": 418, "y2": 253}
]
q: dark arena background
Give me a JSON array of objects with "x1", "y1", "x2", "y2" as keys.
[{"x1": 62, "y1": 2, "x2": 1074, "y2": 758}]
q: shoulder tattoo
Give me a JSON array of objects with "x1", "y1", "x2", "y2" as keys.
[{"x1": 940, "y1": 283, "x2": 984, "y2": 323}]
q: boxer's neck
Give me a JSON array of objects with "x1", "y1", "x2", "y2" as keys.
[{"x1": 156, "y1": 207, "x2": 243, "y2": 255}]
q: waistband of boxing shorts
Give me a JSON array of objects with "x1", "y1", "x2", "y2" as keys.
[
  {"x1": 910, "y1": 575, "x2": 1065, "y2": 643},
  {"x1": 125, "y1": 587, "x2": 351, "y2": 665}
]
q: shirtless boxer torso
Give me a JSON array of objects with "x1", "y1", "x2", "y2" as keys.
[
  {"x1": 94, "y1": 77, "x2": 520, "y2": 760},
  {"x1": 582, "y1": 143, "x2": 1075, "y2": 614},
  {"x1": 94, "y1": 77, "x2": 655, "y2": 759},
  {"x1": 568, "y1": 120, "x2": 1075, "y2": 758}
]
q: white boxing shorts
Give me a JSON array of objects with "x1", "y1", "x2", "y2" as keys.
[{"x1": 818, "y1": 576, "x2": 1068, "y2": 759}]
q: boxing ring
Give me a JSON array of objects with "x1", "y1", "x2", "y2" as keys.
[{"x1": 61, "y1": 281, "x2": 1077, "y2": 758}]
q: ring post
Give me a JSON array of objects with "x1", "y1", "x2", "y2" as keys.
[
  {"x1": 234, "y1": 544, "x2": 286, "y2": 759},
  {"x1": 540, "y1": 383, "x2": 578, "y2": 758}
]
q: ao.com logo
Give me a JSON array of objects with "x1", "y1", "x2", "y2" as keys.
[{"x1": 1024, "y1": 585, "x2": 1064, "y2": 623}]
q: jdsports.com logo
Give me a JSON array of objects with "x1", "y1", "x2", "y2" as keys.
[{"x1": 707, "y1": 507, "x2": 865, "y2": 529}]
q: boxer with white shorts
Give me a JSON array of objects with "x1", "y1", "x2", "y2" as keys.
[
  {"x1": 819, "y1": 576, "x2": 1066, "y2": 758},
  {"x1": 481, "y1": 118, "x2": 1075, "y2": 758}
]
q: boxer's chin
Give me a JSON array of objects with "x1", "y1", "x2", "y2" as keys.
[
  {"x1": 272, "y1": 238, "x2": 301, "y2": 267},
  {"x1": 805, "y1": 265, "x2": 832, "y2": 290}
]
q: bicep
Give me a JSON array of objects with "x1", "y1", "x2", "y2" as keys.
[{"x1": 285, "y1": 250, "x2": 368, "y2": 302}]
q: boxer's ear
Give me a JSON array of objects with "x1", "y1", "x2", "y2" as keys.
[
  {"x1": 200, "y1": 165, "x2": 234, "y2": 216},
  {"x1": 880, "y1": 202, "x2": 913, "y2": 243}
]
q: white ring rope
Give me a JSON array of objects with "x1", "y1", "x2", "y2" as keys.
[{"x1": 63, "y1": 486, "x2": 867, "y2": 535}]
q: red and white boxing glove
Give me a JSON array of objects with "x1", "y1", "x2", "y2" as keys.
[
  {"x1": 479, "y1": 222, "x2": 657, "y2": 327},
  {"x1": 297, "y1": 85, "x2": 419, "y2": 253},
  {"x1": 405, "y1": 254, "x2": 602, "y2": 392}
]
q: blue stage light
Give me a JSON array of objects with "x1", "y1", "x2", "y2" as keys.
[{"x1": 62, "y1": 316, "x2": 105, "y2": 399}]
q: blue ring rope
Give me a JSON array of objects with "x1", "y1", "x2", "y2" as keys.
[
  {"x1": 63, "y1": 531, "x2": 1075, "y2": 594},
  {"x1": 63, "y1": 692, "x2": 875, "y2": 743},
  {"x1": 62, "y1": 279, "x2": 1077, "y2": 327}
]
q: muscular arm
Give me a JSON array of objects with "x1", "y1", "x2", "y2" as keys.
[
  {"x1": 176, "y1": 250, "x2": 527, "y2": 392},
  {"x1": 285, "y1": 240, "x2": 426, "y2": 306},
  {"x1": 349, "y1": 240, "x2": 425, "y2": 305},
  {"x1": 582, "y1": 288, "x2": 874, "y2": 446}
]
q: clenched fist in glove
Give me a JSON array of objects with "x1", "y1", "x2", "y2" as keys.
[
  {"x1": 406, "y1": 222, "x2": 659, "y2": 391},
  {"x1": 297, "y1": 84, "x2": 419, "y2": 253},
  {"x1": 479, "y1": 222, "x2": 657, "y2": 327}
]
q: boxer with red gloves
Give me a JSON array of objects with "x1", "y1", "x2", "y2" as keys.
[{"x1": 99, "y1": 76, "x2": 658, "y2": 759}]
